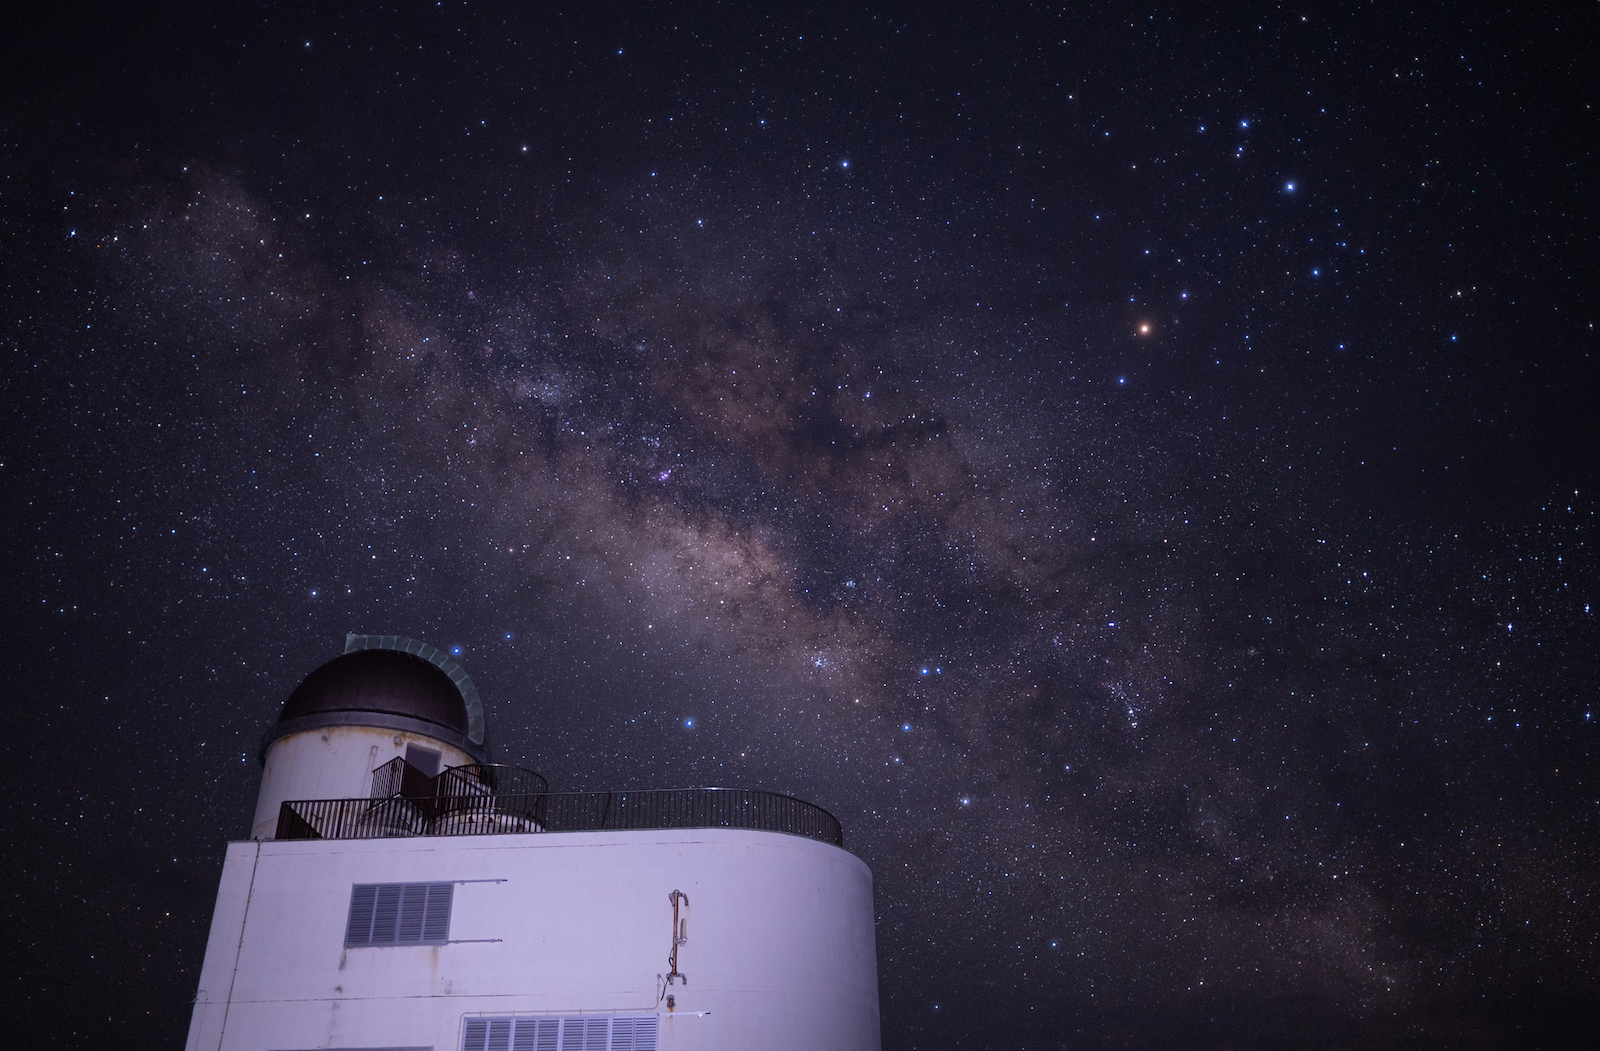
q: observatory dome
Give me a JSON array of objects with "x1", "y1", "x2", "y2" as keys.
[
  {"x1": 260, "y1": 637, "x2": 488, "y2": 762},
  {"x1": 280, "y1": 649, "x2": 470, "y2": 734}
]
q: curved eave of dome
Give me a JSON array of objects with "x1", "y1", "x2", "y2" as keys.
[{"x1": 259, "y1": 707, "x2": 490, "y2": 765}]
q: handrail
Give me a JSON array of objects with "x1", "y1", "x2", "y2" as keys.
[
  {"x1": 368, "y1": 759, "x2": 551, "y2": 822},
  {"x1": 276, "y1": 786, "x2": 844, "y2": 847}
]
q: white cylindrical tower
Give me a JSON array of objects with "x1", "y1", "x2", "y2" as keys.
[{"x1": 251, "y1": 634, "x2": 490, "y2": 839}]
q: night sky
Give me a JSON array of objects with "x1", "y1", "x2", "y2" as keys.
[{"x1": 4, "y1": 3, "x2": 1598, "y2": 1048}]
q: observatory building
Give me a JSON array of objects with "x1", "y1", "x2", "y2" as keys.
[{"x1": 184, "y1": 635, "x2": 880, "y2": 1051}]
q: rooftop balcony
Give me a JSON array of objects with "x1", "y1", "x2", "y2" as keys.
[{"x1": 275, "y1": 757, "x2": 844, "y2": 847}]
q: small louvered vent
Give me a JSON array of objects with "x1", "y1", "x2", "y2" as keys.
[
  {"x1": 562, "y1": 1018, "x2": 605, "y2": 1051},
  {"x1": 345, "y1": 882, "x2": 454, "y2": 947},
  {"x1": 606, "y1": 1017, "x2": 656, "y2": 1051},
  {"x1": 462, "y1": 1016, "x2": 657, "y2": 1051}
]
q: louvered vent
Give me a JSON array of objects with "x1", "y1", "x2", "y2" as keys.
[
  {"x1": 462, "y1": 1016, "x2": 657, "y2": 1051},
  {"x1": 345, "y1": 882, "x2": 454, "y2": 947}
]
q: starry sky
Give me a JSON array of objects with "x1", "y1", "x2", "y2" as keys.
[{"x1": 4, "y1": 3, "x2": 1598, "y2": 1048}]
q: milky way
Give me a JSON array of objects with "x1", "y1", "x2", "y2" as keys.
[{"x1": 5, "y1": 5, "x2": 1597, "y2": 1048}]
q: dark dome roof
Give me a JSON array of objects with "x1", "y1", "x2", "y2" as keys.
[
  {"x1": 259, "y1": 635, "x2": 490, "y2": 765},
  {"x1": 279, "y1": 649, "x2": 471, "y2": 735}
]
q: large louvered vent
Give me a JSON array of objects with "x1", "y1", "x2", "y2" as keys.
[
  {"x1": 345, "y1": 882, "x2": 454, "y2": 947},
  {"x1": 462, "y1": 1015, "x2": 658, "y2": 1051}
]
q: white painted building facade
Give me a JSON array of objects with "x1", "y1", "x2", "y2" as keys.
[{"x1": 184, "y1": 636, "x2": 881, "y2": 1051}]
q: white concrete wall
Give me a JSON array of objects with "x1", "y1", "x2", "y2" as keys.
[
  {"x1": 252, "y1": 727, "x2": 477, "y2": 840},
  {"x1": 185, "y1": 829, "x2": 879, "y2": 1051}
]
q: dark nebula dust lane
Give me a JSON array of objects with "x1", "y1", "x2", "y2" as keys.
[{"x1": 3, "y1": 4, "x2": 1598, "y2": 1048}]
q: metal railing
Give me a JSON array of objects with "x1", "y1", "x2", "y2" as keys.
[
  {"x1": 442, "y1": 763, "x2": 549, "y2": 798},
  {"x1": 277, "y1": 786, "x2": 844, "y2": 847},
  {"x1": 366, "y1": 759, "x2": 551, "y2": 825},
  {"x1": 369, "y1": 756, "x2": 438, "y2": 802}
]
